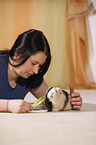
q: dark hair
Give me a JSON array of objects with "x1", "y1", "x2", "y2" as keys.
[{"x1": 6, "y1": 29, "x2": 51, "y2": 80}]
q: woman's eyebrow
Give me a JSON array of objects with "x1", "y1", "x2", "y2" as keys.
[{"x1": 32, "y1": 61, "x2": 44, "y2": 65}]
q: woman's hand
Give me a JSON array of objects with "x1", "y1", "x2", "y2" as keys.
[
  {"x1": 70, "y1": 84, "x2": 82, "y2": 110},
  {"x1": 8, "y1": 99, "x2": 32, "y2": 113}
]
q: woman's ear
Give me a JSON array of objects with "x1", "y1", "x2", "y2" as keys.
[
  {"x1": 14, "y1": 51, "x2": 19, "y2": 58},
  {"x1": 13, "y1": 51, "x2": 21, "y2": 61},
  {"x1": 9, "y1": 51, "x2": 20, "y2": 66}
]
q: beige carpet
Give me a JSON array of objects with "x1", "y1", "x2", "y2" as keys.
[{"x1": 0, "y1": 89, "x2": 96, "y2": 145}]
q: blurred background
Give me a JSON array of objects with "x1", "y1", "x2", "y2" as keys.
[{"x1": 0, "y1": 0, "x2": 96, "y2": 89}]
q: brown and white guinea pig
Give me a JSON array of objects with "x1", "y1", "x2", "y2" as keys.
[{"x1": 45, "y1": 87, "x2": 72, "y2": 112}]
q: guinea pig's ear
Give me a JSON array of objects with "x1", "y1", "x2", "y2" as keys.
[
  {"x1": 45, "y1": 97, "x2": 52, "y2": 111},
  {"x1": 45, "y1": 87, "x2": 53, "y2": 111},
  {"x1": 62, "y1": 90, "x2": 69, "y2": 107},
  {"x1": 62, "y1": 90, "x2": 69, "y2": 97},
  {"x1": 46, "y1": 87, "x2": 53, "y2": 96}
]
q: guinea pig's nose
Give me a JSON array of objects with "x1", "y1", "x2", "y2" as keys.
[{"x1": 59, "y1": 89, "x2": 62, "y2": 94}]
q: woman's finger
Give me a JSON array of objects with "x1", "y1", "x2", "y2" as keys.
[
  {"x1": 21, "y1": 108, "x2": 28, "y2": 113},
  {"x1": 72, "y1": 105, "x2": 81, "y2": 110},
  {"x1": 23, "y1": 101, "x2": 32, "y2": 111},
  {"x1": 70, "y1": 84, "x2": 74, "y2": 96},
  {"x1": 71, "y1": 101, "x2": 81, "y2": 106},
  {"x1": 71, "y1": 96, "x2": 82, "y2": 102},
  {"x1": 71, "y1": 92, "x2": 80, "y2": 98}
]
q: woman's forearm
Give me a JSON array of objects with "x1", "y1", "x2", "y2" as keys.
[
  {"x1": 30, "y1": 80, "x2": 49, "y2": 99},
  {"x1": 0, "y1": 99, "x2": 8, "y2": 112},
  {"x1": 0, "y1": 99, "x2": 32, "y2": 113}
]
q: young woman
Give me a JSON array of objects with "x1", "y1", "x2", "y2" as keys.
[{"x1": 0, "y1": 29, "x2": 82, "y2": 113}]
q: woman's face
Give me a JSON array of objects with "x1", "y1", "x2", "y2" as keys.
[{"x1": 11, "y1": 51, "x2": 47, "y2": 78}]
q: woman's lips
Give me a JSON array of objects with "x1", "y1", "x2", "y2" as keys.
[{"x1": 26, "y1": 72, "x2": 33, "y2": 77}]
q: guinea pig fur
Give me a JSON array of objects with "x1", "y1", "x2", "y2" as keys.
[{"x1": 45, "y1": 87, "x2": 72, "y2": 112}]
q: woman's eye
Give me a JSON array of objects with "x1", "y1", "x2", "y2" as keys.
[
  {"x1": 32, "y1": 63, "x2": 42, "y2": 68},
  {"x1": 32, "y1": 63, "x2": 36, "y2": 65},
  {"x1": 39, "y1": 65, "x2": 42, "y2": 67}
]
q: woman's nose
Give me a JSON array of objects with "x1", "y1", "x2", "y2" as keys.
[{"x1": 33, "y1": 65, "x2": 39, "y2": 74}]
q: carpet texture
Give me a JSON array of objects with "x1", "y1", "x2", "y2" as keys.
[{"x1": 0, "y1": 89, "x2": 96, "y2": 145}]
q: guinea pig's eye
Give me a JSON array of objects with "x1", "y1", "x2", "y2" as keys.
[{"x1": 50, "y1": 95, "x2": 53, "y2": 98}]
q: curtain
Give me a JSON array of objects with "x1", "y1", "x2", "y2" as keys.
[
  {"x1": 67, "y1": 0, "x2": 96, "y2": 89},
  {"x1": 0, "y1": 0, "x2": 96, "y2": 89}
]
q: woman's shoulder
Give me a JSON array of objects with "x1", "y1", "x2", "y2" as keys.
[
  {"x1": 0, "y1": 50, "x2": 6, "y2": 56},
  {"x1": 0, "y1": 51, "x2": 8, "y2": 66}
]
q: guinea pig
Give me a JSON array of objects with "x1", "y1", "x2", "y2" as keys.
[{"x1": 45, "y1": 87, "x2": 72, "y2": 112}]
